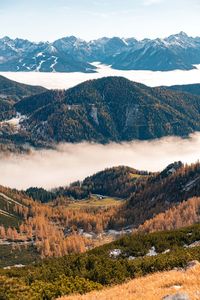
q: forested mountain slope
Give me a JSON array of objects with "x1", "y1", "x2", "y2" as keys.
[
  {"x1": 0, "y1": 75, "x2": 46, "y2": 122},
  {"x1": 53, "y1": 166, "x2": 151, "y2": 200},
  {"x1": 0, "y1": 162, "x2": 200, "y2": 282},
  {"x1": 138, "y1": 196, "x2": 200, "y2": 233},
  {"x1": 121, "y1": 162, "x2": 200, "y2": 227},
  {"x1": 14, "y1": 77, "x2": 200, "y2": 145},
  {"x1": 58, "y1": 161, "x2": 200, "y2": 229},
  {"x1": 167, "y1": 83, "x2": 200, "y2": 96},
  {"x1": 0, "y1": 75, "x2": 46, "y2": 101}
]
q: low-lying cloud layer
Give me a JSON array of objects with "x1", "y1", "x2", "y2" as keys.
[
  {"x1": 0, "y1": 133, "x2": 200, "y2": 190},
  {"x1": 1, "y1": 63, "x2": 200, "y2": 90}
]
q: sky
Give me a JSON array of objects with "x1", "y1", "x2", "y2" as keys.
[{"x1": 0, "y1": 0, "x2": 200, "y2": 41}]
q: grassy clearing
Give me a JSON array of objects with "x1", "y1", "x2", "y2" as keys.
[
  {"x1": 59, "y1": 262, "x2": 200, "y2": 300},
  {"x1": 129, "y1": 173, "x2": 142, "y2": 179},
  {"x1": 67, "y1": 196, "x2": 124, "y2": 209}
]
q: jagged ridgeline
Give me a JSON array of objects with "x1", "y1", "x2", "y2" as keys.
[{"x1": 1, "y1": 32, "x2": 200, "y2": 72}]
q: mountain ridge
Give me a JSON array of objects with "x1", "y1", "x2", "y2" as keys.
[
  {"x1": 13, "y1": 76, "x2": 200, "y2": 145},
  {"x1": 0, "y1": 75, "x2": 46, "y2": 122},
  {"x1": 1, "y1": 32, "x2": 200, "y2": 72}
]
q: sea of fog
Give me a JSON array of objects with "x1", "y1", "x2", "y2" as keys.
[
  {"x1": 0, "y1": 133, "x2": 200, "y2": 190},
  {"x1": 1, "y1": 65, "x2": 200, "y2": 189},
  {"x1": 1, "y1": 63, "x2": 200, "y2": 89}
]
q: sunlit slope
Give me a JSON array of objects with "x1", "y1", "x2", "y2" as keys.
[{"x1": 60, "y1": 262, "x2": 200, "y2": 300}]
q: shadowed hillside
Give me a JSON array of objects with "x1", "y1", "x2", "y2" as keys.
[{"x1": 14, "y1": 77, "x2": 200, "y2": 145}]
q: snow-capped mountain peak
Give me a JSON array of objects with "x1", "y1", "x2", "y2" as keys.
[{"x1": 0, "y1": 32, "x2": 200, "y2": 72}]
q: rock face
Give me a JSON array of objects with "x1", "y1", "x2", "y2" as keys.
[
  {"x1": 1, "y1": 32, "x2": 200, "y2": 72},
  {"x1": 159, "y1": 161, "x2": 183, "y2": 179},
  {"x1": 185, "y1": 260, "x2": 200, "y2": 270},
  {"x1": 163, "y1": 293, "x2": 190, "y2": 300}
]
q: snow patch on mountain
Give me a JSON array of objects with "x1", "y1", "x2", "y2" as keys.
[
  {"x1": 36, "y1": 60, "x2": 45, "y2": 72},
  {"x1": 0, "y1": 32, "x2": 200, "y2": 72},
  {"x1": 146, "y1": 246, "x2": 157, "y2": 257},
  {"x1": 183, "y1": 176, "x2": 200, "y2": 192},
  {"x1": 50, "y1": 56, "x2": 58, "y2": 72},
  {"x1": 1, "y1": 113, "x2": 28, "y2": 131}
]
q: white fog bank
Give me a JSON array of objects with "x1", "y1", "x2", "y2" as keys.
[
  {"x1": 0, "y1": 132, "x2": 200, "y2": 190},
  {"x1": 1, "y1": 63, "x2": 200, "y2": 89}
]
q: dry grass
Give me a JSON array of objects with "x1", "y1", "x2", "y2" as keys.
[
  {"x1": 67, "y1": 196, "x2": 124, "y2": 209},
  {"x1": 58, "y1": 262, "x2": 200, "y2": 300}
]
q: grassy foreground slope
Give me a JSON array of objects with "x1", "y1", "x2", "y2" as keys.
[
  {"x1": 0, "y1": 224, "x2": 200, "y2": 299},
  {"x1": 60, "y1": 262, "x2": 200, "y2": 300}
]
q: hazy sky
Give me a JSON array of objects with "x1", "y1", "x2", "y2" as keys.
[{"x1": 0, "y1": 0, "x2": 200, "y2": 41}]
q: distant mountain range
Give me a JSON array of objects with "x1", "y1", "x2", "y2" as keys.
[{"x1": 1, "y1": 32, "x2": 200, "y2": 72}]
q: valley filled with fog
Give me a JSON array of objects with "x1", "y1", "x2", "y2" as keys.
[
  {"x1": 1, "y1": 132, "x2": 200, "y2": 190},
  {"x1": 1, "y1": 64, "x2": 200, "y2": 190},
  {"x1": 1, "y1": 63, "x2": 200, "y2": 89}
]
